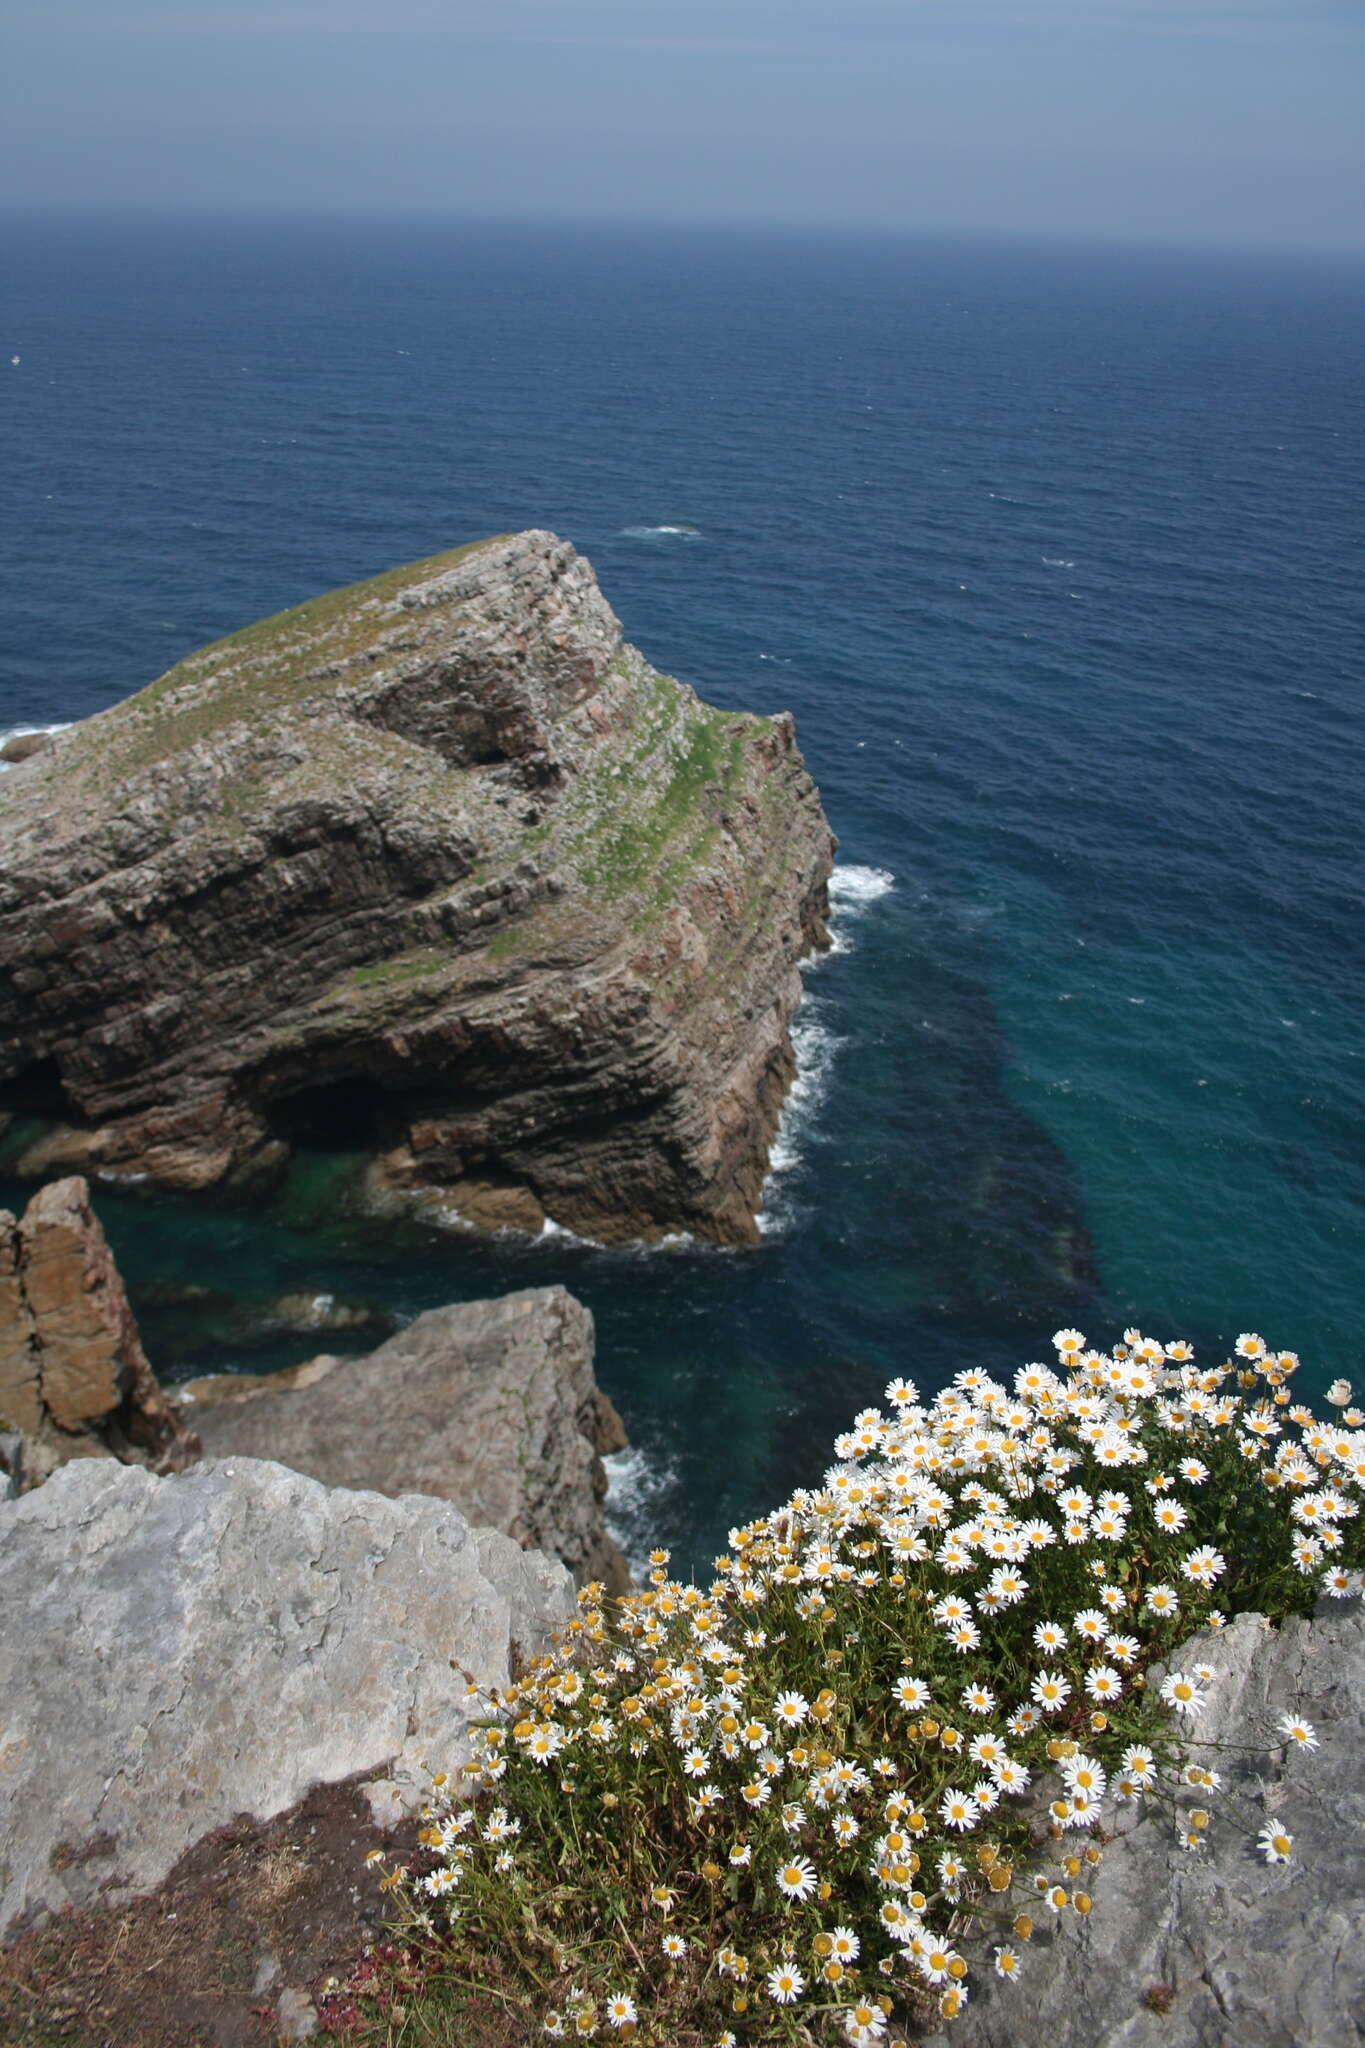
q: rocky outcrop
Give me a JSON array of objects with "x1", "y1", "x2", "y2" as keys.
[
  {"x1": 922, "y1": 1601, "x2": 1365, "y2": 2048},
  {"x1": 0, "y1": 731, "x2": 50, "y2": 765},
  {"x1": 184, "y1": 1286, "x2": 630, "y2": 1589},
  {"x1": 0, "y1": 1456, "x2": 575, "y2": 1939},
  {"x1": 0, "y1": 531, "x2": 833, "y2": 1244},
  {"x1": 0, "y1": 1175, "x2": 198, "y2": 1483}
]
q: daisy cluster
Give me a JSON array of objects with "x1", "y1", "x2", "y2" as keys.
[{"x1": 390, "y1": 1334, "x2": 1360, "y2": 2046}]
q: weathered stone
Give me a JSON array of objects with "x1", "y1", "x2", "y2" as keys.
[
  {"x1": 275, "y1": 1987, "x2": 319, "y2": 2040},
  {"x1": 20, "y1": 1177, "x2": 132, "y2": 1426},
  {"x1": 185, "y1": 1286, "x2": 629, "y2": 1588},
  {"x1": 0, "y1": 532, "x2": 834, "y2": 1246},
  {"x1": 921, "y1": 1601, "x2": 1365, "y2": 2048},
  {"x1": 0, "y1": 1176, "x2": 198, "y2": 1478},
  {"x1": 0, "y1": 1456, "x2": 575, "y2": 1937},
  {"x1": 0, "y1": 1210, "x2": 42, "y2": 1437},
  {"x1": 0, "y1": 731, "x2": 50, "y2": 764}
]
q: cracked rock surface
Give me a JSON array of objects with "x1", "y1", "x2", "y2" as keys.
[
  {"x1": 0, "y1": 1455, "x2": 573, "y2": 1938},
  {"x1": 0, "y1": 530, "x2": 833, "y2": 1245},
  {"x1": 921, "y1": 1603, "x2": 1365, "y2": 2048}
]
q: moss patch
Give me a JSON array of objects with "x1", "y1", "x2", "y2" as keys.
[
  {"x1": 348, "y1": 949, "x2": 448, "y2": 990},
  {"x1": 567, "y1": 682, "x2": 753, "y2": 909}
]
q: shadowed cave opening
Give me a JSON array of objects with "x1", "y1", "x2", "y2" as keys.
[
  {"x1": 0, "y1": 1054, "x2": 81, "y2": 1122},
  {"x1": 264, "y1": 1077, "x2": 396, "y2": 1152}
]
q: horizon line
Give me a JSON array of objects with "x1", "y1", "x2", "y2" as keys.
[{"x1": 1, "y1": 203, "x2": 1363, "y2": 266}]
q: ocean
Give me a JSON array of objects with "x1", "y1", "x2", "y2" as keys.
[{"x1": 3, "y1": 216, "x2": 1363, "y2": 1573}]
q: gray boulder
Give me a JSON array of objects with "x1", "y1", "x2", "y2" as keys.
[
  {"x1": 184, "y1": 1285, "x2": 629, "y2": 1588},
  {"x1": 0, "y1": 1455, "x2": 574, "y2": 1938},
  {"x1": 924, "y1": 1600, "x2": 1365, "y2": 2048}
]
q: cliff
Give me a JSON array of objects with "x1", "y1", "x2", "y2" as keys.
[{"x1": 0, "y1": 532, "x2": 833, "y2": 1244}]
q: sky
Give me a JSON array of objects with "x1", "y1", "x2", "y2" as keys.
[{"x1": 2, "y1": 0, "x2": 1363, "y2": 251}]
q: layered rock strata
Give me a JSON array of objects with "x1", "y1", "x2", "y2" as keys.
[
  {"x1": 184, "y1": 1286, "x2": 630, "y2": 1589},
  {"x1": 0, "y1": 531, "x2": 833, "y2": 1243},
  {"x1": 0, "y1": 1175, "x2": 198, "y2": 1483},
  {"x1": 0, "y1": 1457, "x2": 575, "y2": 1938}
]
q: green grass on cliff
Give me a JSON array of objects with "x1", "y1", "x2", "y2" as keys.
[
  {"x1": 567, "y1": 681, "x2": 751, "y2": 910},
  {"x1": 86, "y1": 537, "x2": 508, "y2": 777},
  {"x1": 349, "y1": 950, "x2": 450, "y2": 990}
]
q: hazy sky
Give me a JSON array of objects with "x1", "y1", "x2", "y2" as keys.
[{"x1": 3, "y1": 0, "x2": 1362, "y2": 250}]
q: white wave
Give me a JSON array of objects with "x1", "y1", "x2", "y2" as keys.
[
  {"x1": 1042, "y1": 556, "x2": 1075, "y2": 568},
  {"x1": 604, "y1": 1445, "x2": 680, "y2": 1580},
  {"x1": 539, "y1": 1215, "x2": 700, "y2": 1256},
  {"x1": 759, "y1": 863, "x2": 893, "y2": 1227},
  {"x1": 619, "y1": 524, "x2": 702, "y2": 539},
  {"x1": 758, "y1": 1012, "x2": 842, "y2": 1236},
  {"x1": 828, "y1": 863, "x2": 894, "y2": 909},
  {"x1": 539, "y1": 1213, "x2": 596, "y2": 1246}
]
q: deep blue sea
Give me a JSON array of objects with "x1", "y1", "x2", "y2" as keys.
[{"x1": 3, "y1": 217, "x2": 1363, "y2": 1572}]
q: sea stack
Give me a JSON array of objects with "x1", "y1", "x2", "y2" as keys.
[{"x1": 0, "y1": 532, "x2": 834, "y2": 1244}]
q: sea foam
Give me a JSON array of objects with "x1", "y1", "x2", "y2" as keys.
[
  {"x1": 604, "y1": 1444, "x2": 680, "y2": 1580},
  {"x1": 757, "y1": 863, "x2": 894, "y2": 1234}
]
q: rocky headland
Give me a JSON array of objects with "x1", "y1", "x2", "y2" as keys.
[{"x1": 0, "y1": 531, "x2": 834, "y2": 1244}]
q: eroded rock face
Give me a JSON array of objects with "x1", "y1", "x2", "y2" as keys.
[
  {"x1": 0, "y1": 1176, "x2": 198, "y2": 1481},
  {"x1": 0, "y1": 1457, "x2": 575, "y2": 1938},
  {"x1": 0, "y1": 532, "x2": 833, "y2": 1244},
  {"x1": 922, "y1": 1602, "x2": 1365, "y2": 2048},
  {"x1": 184, "y1": 1286, "x2": 630, "y2": 1589}
]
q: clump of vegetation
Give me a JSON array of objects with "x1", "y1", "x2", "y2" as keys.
[
  {"x1": 349, "y1": 949, "x2": 448, "y2": 988},
  {"x1": 369, "y1": 1334, "x2": 1361, "y2": 2044},
  {"x1": 563, "y1": 671, "x2": 750, "y2": 910},
  {"x1": 98, "y1": 536, "x2": 505, "y2": 777}
]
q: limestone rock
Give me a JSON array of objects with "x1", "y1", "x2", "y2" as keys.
[
  {"x1": 0, "y1": 1455, "x2": 575, "y2": 1938},
  {"x1": 922, "y1": 1601, "x2": 1365, "y2": 2048},
  {"x1": 0, "y1": 532, "x2": 834, "y2": 1245},
  {"x1": 0, "y1": 1176, "x2": 198, "y2": 1480},
  {"x1": 185, "y1": 1286, "x2": 629, "y2": 1588}
]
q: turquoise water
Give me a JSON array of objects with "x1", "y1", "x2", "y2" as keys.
[{"x1": 3, "y1": 219, "x2": 1363, "y2": 1571}]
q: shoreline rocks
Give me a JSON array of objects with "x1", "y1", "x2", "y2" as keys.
[
  {"x1": 0, "y1": 730, "x2": 51, "y2": 765},
  {"x1": 0, "y1": 1175, "x2": 199, "y2": 1485},
  {"x1": 0, "y1": 531, "x2": 834, "y2": 1246},
  {"x1": 184, "y1": 1286, "x2": 631, "y2": 1590},
  {"x1": 1, "y1": 1176, "x2": 628, "y2": 1589}
]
